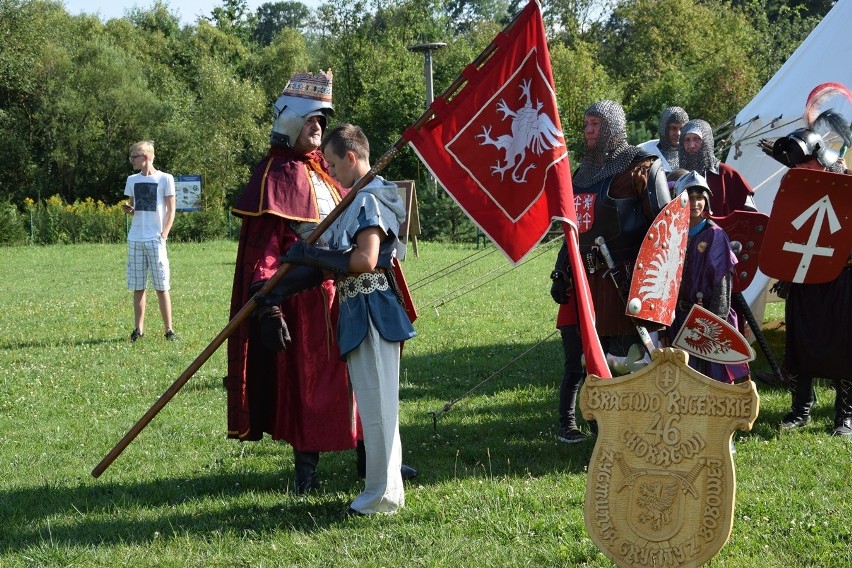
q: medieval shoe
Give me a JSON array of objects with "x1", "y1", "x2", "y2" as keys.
[
  {"x1": 780, "y1": 411, "x2": 811, "y2": 430},
  {"x1": 831, "y1": 417, "x2": 852, "y2": 437},
  {"x1": 294, "y1": 451, "x2": 319, "y2": 494},
  {"x1": 557, "y1": 427, "x2": 587, "y2": 444}
]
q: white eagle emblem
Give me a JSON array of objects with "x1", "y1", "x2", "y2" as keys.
[
  {"x1": 637, "y1": 217, "x2": 687, "y2": 305},
  {"x1": 681, "y1": 316, "x2": 734, "y2": 356},
  {"x1": 476, "y1": 78, "x2": 564, "y2": 183}
]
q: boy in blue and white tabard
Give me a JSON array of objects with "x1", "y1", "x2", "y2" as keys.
[{"x1": 282, "y1": 124, "x2": 416, "y2": 515}]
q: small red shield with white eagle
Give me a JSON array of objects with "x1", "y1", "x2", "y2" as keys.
[
  {"x1": 445, "y1": 51, "x2": 567, "y2": 221},
  {"x1": 760, "y1": 169, "x2": 852, "y2": 284},
  {"x1": 672, "y1": 304, "x2": 755, "y2": 364},
  {"x1": 625, "y1": 192, "x2": 691, "y2": 326}
]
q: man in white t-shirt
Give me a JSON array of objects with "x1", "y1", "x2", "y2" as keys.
[{"x1": 122, "y1": 140, "x2": 177, "y2": 342}]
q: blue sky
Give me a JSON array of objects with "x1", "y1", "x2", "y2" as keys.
[{"x1": 63, "y1": 0, "x2": 324, "y2": 27}]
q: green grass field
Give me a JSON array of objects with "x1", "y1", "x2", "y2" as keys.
[{"x1": 0, "y1": 240, "x2": 849, "y2": 567}]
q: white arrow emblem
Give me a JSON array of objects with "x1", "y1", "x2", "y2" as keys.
[{"x1": 781, "y1": 194, "x2": 841, "y2": 283}]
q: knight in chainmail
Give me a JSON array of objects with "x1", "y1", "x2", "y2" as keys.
[
  {"x1": 678, "y1": 119, "x2": 756, "y2": 215},
  {"x1": 550, "y1": 100, "x2": 670, "y2": 444},
  {"x1": 638, "y1": 106, "x2": 689, "y2": 171}
]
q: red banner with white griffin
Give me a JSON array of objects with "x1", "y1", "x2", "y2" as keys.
[{"x1": 404, "y1": 0, "x2": 610, "y2": 377}]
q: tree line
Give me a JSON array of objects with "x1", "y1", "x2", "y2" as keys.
[{"x1": 0, "y1": 0, "x2": 830, "y2": 241}]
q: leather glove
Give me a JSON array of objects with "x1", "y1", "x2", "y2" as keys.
[
  {"x1": 282, "y1": 241, "x2": 351, "y2": 275},
  {"x1": 256, "y1": 305, "x2": 291, "y2": 351},
  {"x1": 550, "y1": 270, "x2": 573, "y2": 304}
]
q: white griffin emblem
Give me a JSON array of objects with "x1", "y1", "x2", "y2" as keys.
[
  {"x1": 476, "y1": 78, "x2": 564, "y2": 183},
  {"x1": 637, "y1": 218, "x2": 686, "y2": 304}
]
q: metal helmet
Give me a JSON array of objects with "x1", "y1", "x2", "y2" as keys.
[
  {"x1": 771, "y1": 128, "x2": 838, "y2": 168},
  {"x1": 673, "y1": 170, "x2": 713, "y2": 214},
  {"x1": 270, "y1": 70, "x2": 334, "y2": 148}
]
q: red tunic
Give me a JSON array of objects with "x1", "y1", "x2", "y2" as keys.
[
  {"x1": 226, "y1": 147, "x2": 357, "y2": 452},
  {"x1": 706, "y1": 162, "x2": 754, "y2": 216},
  {"x1": 557, "y1": 156, "x2": 659, "y2": 335}
]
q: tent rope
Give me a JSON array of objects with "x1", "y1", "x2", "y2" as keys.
[{"x1": 428, "y1": 329, "x2": 560, "y2": 431}]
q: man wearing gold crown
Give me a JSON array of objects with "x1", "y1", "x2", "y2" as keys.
[{"x1": 226, "y1": 70, "x2": 358, "y2": 493}]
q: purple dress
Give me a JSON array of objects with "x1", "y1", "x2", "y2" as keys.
[{"x1": 668, "y1": 219, "x2": 750, "y2": 382}]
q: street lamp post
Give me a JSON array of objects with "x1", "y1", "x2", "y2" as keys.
[
  {"x1": 408, "y1": 42, "x2": 446, "y2": 197},
  {"x1": 407, "y1": 42, "x2": 447, "y2": 109}
]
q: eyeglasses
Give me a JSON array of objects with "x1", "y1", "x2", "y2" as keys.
[{"x1": 129, "y1": 154, "x2": 145, "y2": 160}]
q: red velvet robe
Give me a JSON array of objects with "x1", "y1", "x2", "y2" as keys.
[{"x1": 226, "y1": 147, "x2": 357, "y2": 452}]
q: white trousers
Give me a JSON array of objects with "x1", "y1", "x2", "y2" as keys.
[{"x1": 347, "y1": 319, "x2": 404, "y2": 514}]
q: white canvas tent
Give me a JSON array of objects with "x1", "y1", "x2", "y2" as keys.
[{"x1": 724, "y1": 0, "x2": 852, "y2": 320}]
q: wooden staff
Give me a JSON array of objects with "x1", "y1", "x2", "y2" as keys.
[{"x1": 91, "y1": 11, "x2": 525, "y2": 478}]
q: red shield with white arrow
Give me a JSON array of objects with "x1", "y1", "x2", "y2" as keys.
[
  {"x1": 759, "y1": 169, "x2": 852, "y2": 284},
  {"x1": 672, "y1": 304, "x2": 755, "y2": 364}
]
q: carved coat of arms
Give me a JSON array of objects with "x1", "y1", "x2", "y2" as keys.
[{"x1": 579, "y1": 348, "x2": 759, "y2": 568}]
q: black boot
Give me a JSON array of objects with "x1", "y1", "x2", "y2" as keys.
[
  {"x1": 781, "y1": 373, "x2": 815, "y2": 430},
  {"x1": 832, "y1": 378, "x2": 852, "y2": 437},
  {"x1": 294, "y1": 450, "x2": 319, "y2": 494},
  {"x1": 557, "y1": 371, "x2": 587, "y2": 444},
  {"x1": 557, "y1": 326, "x2": 587, "y2": 444}
]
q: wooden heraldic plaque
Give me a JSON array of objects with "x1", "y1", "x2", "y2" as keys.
[{"x1": 579, "y1": 348, "x2": 759, "y2": 568}]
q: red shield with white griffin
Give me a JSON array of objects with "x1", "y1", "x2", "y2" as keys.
[
  {"x1": 760, "y1": 169, "x2": 852, "y2": 284},
  {"x1": 445, "y1": 53, "x2": 567, "y2": 221},
  {"x1": 709, "y1": 210, "x2": 769, "y2": 293},
  {"x1": 626, "y1": 193, "x2": 691, "y2": 326},
  {"x1": 672, "y1": 304, "x2": 755, "y2": 364}
]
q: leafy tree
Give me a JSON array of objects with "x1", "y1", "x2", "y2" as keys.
[
  {"x1": 549, "y1": 39, "x2": 620, "y2": 160},
  {"x1": 180, "y1": 56, "x2": 267, "y2": 207},
  {"x1": 209, "y1": 0, "x2": 256, "y2": 44},
  {"x1": 598, "y1": 0, "x2": 762, "y2": 138},
  {"x1": 126, "y1": 0, "x2": 182, "y2": 35},
  {"x1": 543, "y1": 0, "x2": 617, "y2": 41},
  {"x1": 251, "y1": 27, "x2": 309, "y2": 101},
  {"x1": 738, "y1": 0, "x2": 822, "y2": 87},
  {"x1": 444, "y1": 0, "x2": 512, "y2": 32},
  {"x1": 253, "y1": 1, "x2": 311, "y2": 45}
]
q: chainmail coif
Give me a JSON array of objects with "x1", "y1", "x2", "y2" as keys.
[
  {"x1": 573, "y1": 100, "x2": 645, "y2": 189},
  {"x1": 678, "y1": 119, "x2": 720, "y2": 175},
  {"x1": 658, "y1": 106, "x2": 689, "y2": 168}
]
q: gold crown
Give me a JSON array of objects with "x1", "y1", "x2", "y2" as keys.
[{"x1": 281, "y1": 69, "x2": 333, "y2": 103}]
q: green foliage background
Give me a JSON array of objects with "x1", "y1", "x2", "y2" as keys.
[{"x1": 0, "y1": 0, "x2": 830, "y2": 241}]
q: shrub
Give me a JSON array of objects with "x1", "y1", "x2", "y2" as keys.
[
  {"x1": 170, "y1": 208, "x2": 229, "y2": 242},
  {"x1": 24, "y1": 195, "x2": 126, "y2": 245},
  {"x1": 0, "y1": 201, "x2": 28, "y2": 246}
]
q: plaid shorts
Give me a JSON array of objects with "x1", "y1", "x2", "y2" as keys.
[{"x1": 126, "y1": 238, "x2": 170, "y2": 291}]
